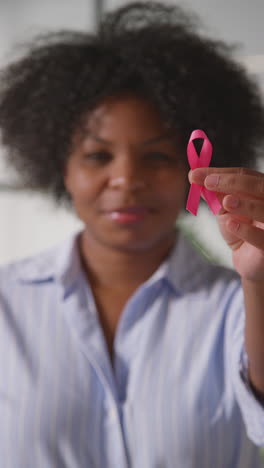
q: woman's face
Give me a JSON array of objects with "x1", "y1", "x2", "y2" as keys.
[{"x1": 64, "y1": 95, "x2": 188, "y2": 252}]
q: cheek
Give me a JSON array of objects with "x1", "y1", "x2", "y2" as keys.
[
  {"x1": 75, "y1": 176, "x2": 93, "y2": 197},
  {"x1": 160, "y1": 176, "x2": 188, "y2": 207},
  {"x1": 65, "y1": 170, "x2": 102, "y2": 201}
]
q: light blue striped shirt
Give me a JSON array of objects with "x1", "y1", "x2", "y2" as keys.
[{"x1": 1, "y1": 229, "x2": 264, "y2": 468}]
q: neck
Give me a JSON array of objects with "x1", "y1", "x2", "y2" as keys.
[{"x1": 78, "y1": 230, "x2": 177, "y2": 292}]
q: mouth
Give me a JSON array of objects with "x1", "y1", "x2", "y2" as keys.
[{"x1": 103, "y1": 206, "x2": 151, "y2": 225}]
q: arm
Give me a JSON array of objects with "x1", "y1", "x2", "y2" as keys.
[
  {"x1": 243, "y1": 279, "x2": 264, "y2": 396},
  {"x1": 189, "y1": 167, "x2": 264, "y2": 396}
]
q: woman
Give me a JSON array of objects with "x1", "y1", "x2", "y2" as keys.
[{"x1": 0, "y1": 2, "x2": 264, "y2": 467}]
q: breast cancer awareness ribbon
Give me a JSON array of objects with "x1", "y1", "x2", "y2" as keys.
[{"x1": 186, "y1": 129, "x2": 222, "y2": 216}]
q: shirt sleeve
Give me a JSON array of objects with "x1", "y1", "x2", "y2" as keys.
[
  {"x1": 239, "y1": 348, "x2": 264, "y2": 406},
  {"x1": 226, "y1": 285, "x2": 264, "y2": 446}
]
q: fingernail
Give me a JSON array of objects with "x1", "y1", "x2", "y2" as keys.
[
  {"x1": 226, "y1": 196, "x2": 239, "y2": 209},
  {"x1": 189, "y1": 169, "x2": 207, "y2": 184},
  {"x1": 205, "y1": 174, "x2": 219, "y2": 187}
]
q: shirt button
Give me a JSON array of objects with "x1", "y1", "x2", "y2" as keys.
[{"x1": 108, "y1": 407, "x2": 118, "y2": 423}]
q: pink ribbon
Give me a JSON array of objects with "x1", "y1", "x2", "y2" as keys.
[{"x1": 186, "y1": 129, "x2": 222, "y2": 216}]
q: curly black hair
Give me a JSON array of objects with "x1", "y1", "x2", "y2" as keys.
[{"x1": 0, "y1": 0, "x2": 263, "y2": 204}]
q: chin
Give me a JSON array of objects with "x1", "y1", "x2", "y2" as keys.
[{"x1": 98, "y1": 230, "x2": 176, "y2": 253}]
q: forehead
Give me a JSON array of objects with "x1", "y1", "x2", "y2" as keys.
[{"x1": 81, "y1": 94, "x2": 168, "y2": 137}]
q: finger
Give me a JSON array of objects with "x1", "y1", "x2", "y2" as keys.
[
  {"x1": 204, "y1": 173, "x2": 264, "y2": 199},
  {"x1": 223, "y1": 195, "x2": 264, "y2": 222},
  {"x1": 188, "y1": 167, "x2": 261, "y2": 184},
  {"x1": 217, "y1": 212, "x2": 251, "y2": 248},
  {"x1": 225, "y1": 217, "x2": 264, "y2": 251},
  {"x1": 200, "y1": 190, "x2": 226, "y2": 211}
]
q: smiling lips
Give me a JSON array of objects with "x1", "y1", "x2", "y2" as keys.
[{"x1": 104, "y1": 206, "x2": 150, "y2": 224}]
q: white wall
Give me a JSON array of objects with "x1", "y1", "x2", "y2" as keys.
[
  {"x1": 0, "y1": 0, "x2": 263, "y2": 265},
  {"x1": 0, "y1": 0, "x2": 92, "y2": 264}
]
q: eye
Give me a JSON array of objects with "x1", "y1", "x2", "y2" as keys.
[{"x1": 83, "y1": 151, "x2": 112, "y2": 164}]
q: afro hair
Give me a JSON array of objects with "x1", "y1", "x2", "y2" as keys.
[{"x1": 0, "y1": 0, "x2": 263, "y2": 203}]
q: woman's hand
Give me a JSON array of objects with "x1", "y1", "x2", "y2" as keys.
[{"x1": 189, "y1": 167, "x2": 264, "y2": 282}]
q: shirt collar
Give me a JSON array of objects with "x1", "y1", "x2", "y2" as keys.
[
  {"x1": 108, "y1": 230, "x2": 212, "y2": 296},
  {"x1": 16, "y1": 228, "x2": 211, "y2": 295},
  {"x1": 164, "y1": 230, "x2": 211, "y2": 294},
  {"x1": 16, "y1": 230, "x2": 82, "y2": 288}
]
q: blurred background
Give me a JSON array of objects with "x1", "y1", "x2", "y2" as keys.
[{"x1": 0, "y1": 0, "x2": 263, "y2": 265}]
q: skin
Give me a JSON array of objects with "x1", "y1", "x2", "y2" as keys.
[
  {"x1": 189, "y1": 167, "x2": 264, "y2": 395},
  {"x1": 64, "y1": 95, "x2": 188, "y2": 357}
]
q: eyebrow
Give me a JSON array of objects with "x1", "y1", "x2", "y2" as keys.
[{"x1": 82, "y1": 131, "x2": 174, "y2": 146}]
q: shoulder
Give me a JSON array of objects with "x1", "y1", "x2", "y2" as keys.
[
  {"x1": 0, "y1": 243, "x2": 59, "y2": 285},
  {"x1": 0, "y1": 230, "x2": 81, "y2": 287},
  {"x1": 170, "y1": 230, "x2": 241, "y2": 296},
  {"x1": 173, "y1": 233, "x2": 245, "y2": 333}
]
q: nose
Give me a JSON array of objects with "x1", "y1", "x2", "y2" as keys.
[
  {"x1": 109, "y1": 177, "x2": 145, "y2": 190},
  {"x1": 108, "y1": 155, "x2": 146, "y2": 191}
]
